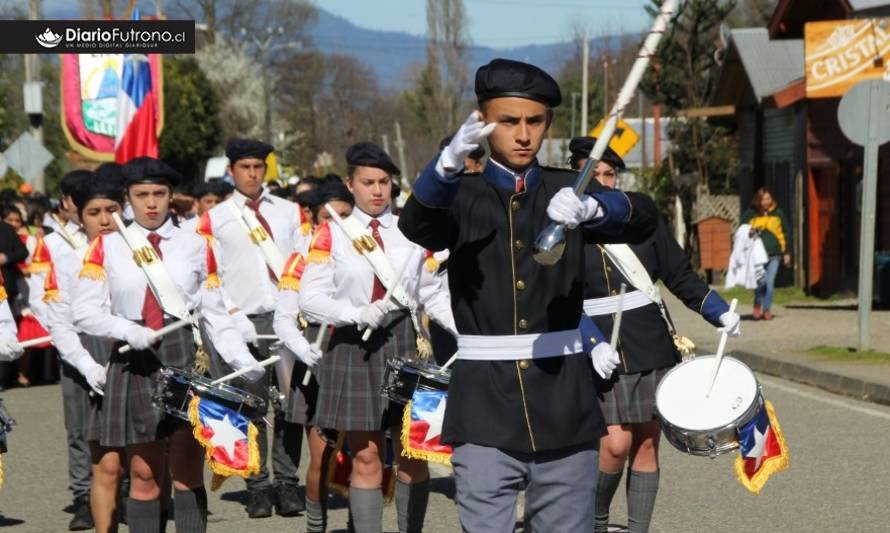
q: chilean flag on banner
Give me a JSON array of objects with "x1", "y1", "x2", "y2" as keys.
[
  {"x1": 188, "y1": 396, "x2": 260, "y2": 490},
  {"x1": 400, "y1": 389, "x2": 452, "y2": 465},
  {"x1": 114, "y1": 52, "x2": 159, "y2": 163},
  {"x1": 734, "y1": 399, "x2": 790, "y2": 494}
]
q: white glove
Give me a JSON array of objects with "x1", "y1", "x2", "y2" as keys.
[
  {"x1": 546, "y1": 188, "x2": 601, "y2": 229},
  {"x1": 85, "y1": 364, "x2": 106, "y2": 396},
  {"x1": 231, "y1": 312, "x2": 258, "y2": 345},
  {"x1": 124, "y1": 325, "x2": 157, "y2": 351},
  {"x1": 437, "y1": 111, "x2": 497, "y2": 175},
  {"x1": 358, "y1": 301, "x2": 389, "y2": 330},
  {"x1": 0, "y1": 335, "x2": 23, "y2": 362},
  {"x1": 718, "y1": 311, "x2": 741, "y2": 337},
  {"x1": 590, "y1": 342, "x2": 621, "y2": 380},
  {"x1": 231, "y1": 354, "x2": 265, "y2": 383},
  {"x1": 302, "y1": 344, "x2": 323, "y2": 367}
]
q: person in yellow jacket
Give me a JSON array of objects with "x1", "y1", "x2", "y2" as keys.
[{"x1": 741, "y1": 187, "x2": 792, "y2": 320}]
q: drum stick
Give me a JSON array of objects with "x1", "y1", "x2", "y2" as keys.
[
  {"x1": 256, "y1": 334, "x2": 279, "y2": 340},
  {"x1": 118, "y1": 314, "x2": 199, "y2": 354},
  {"x1": 360, "y1": 248, "x2": 419, "y2": 342},
  {"x1": 609, "y1": 283, "x2": 627, "y2": 352},
  {"x1": 441, "y1": 351, "x2": 459, "y2": 370},
  {"x1": 211, "y1": 355, "x2": 281, "y2": 385},
  {"x1": 705, "y1": 298, "x2": 738, "y2": 398},
  {"x1": 302, "y1": 322, "x2": 329, "y2": 386},
  {"x1": 18, "y1": 336, "x2": 52, "y2": 349}
]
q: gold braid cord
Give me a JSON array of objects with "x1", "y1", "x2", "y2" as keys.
[
  {"x1": 193, "y1": 346, "x2": 210, "y2": 374},
  {"x1": 674, "y1": 334, "x2": 696, "y2": 361}
]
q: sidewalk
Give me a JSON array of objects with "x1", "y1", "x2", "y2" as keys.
[{"x1": 664, "y1": 289, "x2": 890, "y2": 405}]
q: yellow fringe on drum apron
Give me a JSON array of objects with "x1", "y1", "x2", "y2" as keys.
[
  {"x1": 733, "y1": 400, "x2": 790, "y2": 495},
  {"x1": 0, "y1": 453, "x2": 4, "y2": 490},
  {"x1": 400, "y1": 401, "x2": 451, "y2": 466},
  {"x1": 187, "y1": 396, "x2": 261, "y2": 491}
]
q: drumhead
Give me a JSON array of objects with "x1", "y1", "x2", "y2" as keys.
[
  {"x1": 397, "y1": 360, "x2": 451, "y2": 385},
  {"x1": 656, "y1": 356, "x2": 758, "y2": 431}
]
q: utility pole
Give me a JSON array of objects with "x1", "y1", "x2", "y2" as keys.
[
  {"x1": 393, "y1": 121, "x2": 409, "y2": 187},
  {"x1": 381, "y1": 133, "x2": 390, "y2": 156},
  {"x1": 570, "y1": 92, "x2": 579, "y2": 141},
  {"x1": 639, "y1": 93, "x2": 647, "y2": 173},
  {"x1": 581, "y1": 31, "x2": 589, "y2": 136},
  {"x1": 25, "y1": 0, "x2": 44, "y2": 193}
]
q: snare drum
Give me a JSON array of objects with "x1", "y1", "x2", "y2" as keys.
[
  {"x1": 153, "y1": 367, "x2": 268, "y2": 422},
  {"x1": 655, "y1": 355, "x2": 762, "y2": 457},
  {"x1": 381, "y1": 359, "x2": 450, "y2": 405}
]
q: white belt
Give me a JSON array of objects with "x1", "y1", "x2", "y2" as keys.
[
  {"x1": 457, "y1": 329, "x2": 583, "y2": 361},
  {"x1": 583, "y1": 290, "x2": 652, "y2": 316}
]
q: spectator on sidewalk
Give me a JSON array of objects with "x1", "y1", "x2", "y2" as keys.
[{"x1": 741, "y1": 187, "x2": 791, "y2": 321}]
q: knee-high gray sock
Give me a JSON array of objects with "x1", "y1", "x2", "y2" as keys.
[
  {"x1": 126, "y1": 498, "x2": 161, "y2": 533},
  {"x1": 395, "y1": 479, "x2": 430, "y2": 533},
  {"x1": 594, "y1": 470, "x2": 623, "y2": 533},
  {"x1": 626, "y1": 470, "x2": 659, "y2": 533},
  {"x1": 348, "y1": 487, "x2": 383, "y2": 533},
  {"x1": 306, "y1": 498, "x2": 325, "y2": 533},
  {"x1": 174, "y1": 488, "x2": 208, "y2": 533}
]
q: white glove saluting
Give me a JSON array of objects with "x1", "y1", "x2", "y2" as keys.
[
  {"x1": 718, "y1": 311, "x2": 741, "y2": 337},
  {"x1": 546, "y1": 188, "x2": 601, "y2": 229},
  {"x1": 0, "y1": 335, "x2": 23, "y2": 362},
  {"x1": 590, "y1": 342, "x2": 621, "y2": 380},
  {"x1": 437, "y1": 111, "x2": 497, "y2": 175}
]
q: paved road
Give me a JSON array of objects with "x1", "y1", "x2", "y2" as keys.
[{"x1": 1, "y1": 372, "x2": 889, "y2": 532}]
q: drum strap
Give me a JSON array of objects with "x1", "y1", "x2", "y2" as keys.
[
  {"x1": 457, "y1": 330, "x2": 584, "y2": 361},
  {"x1": 601, "y1": 244, "x2": 695, "y2": 358}
]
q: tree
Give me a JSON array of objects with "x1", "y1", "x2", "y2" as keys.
[{"x1": 159, "y1": 56, "x2": 223, "y2": 182}]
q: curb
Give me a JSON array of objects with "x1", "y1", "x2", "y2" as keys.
[{"x1": 733, "y1": 350, "x2": 890, "y2": 407}]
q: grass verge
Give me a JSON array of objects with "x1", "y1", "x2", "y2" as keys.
[{"x1": 806, "y1": 345, "x2": 890, "y2": 363}]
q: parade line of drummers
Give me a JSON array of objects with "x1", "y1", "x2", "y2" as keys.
[{"x1": 0, "y1": 58, "x2": 742, "y2": 533}]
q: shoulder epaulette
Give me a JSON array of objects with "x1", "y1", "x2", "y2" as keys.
[
  {"x1": 424, "y1": 249, "x2": 438, "y2": 273},
  {"x1": 0, "y1": 271, "x2": 7, "y2": 302},
  {"x1": 79, "y1": 235, "x2": 106, "y2": 281},
  {"x1": 204, "y1": 243, "x2": 221, "y2": 289},
  {"x1": 278, "y1": 252, "x2": 307, "y2": 291},
  {"x1": 28, "y1": 237, "x2": 52, "y2": 274},
  {"x1": 298, "y1": 205, "x2": 312, "y2": 237},
  {"x1": 43, "y1": 263, "x2": 62, "y2": 303},
  {"x1": 196, "y1": 212, "x2": 213, "y2": 242},
  {"x1": 307, "y1": 223, "x2": 332, "y2": 264}
]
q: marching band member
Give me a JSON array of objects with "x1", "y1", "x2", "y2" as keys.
[
  {"x1": 398, "y1": 59, "x2": 658, "y2": 533},
  {"x1": 0, "y1": 293, "x2": 21, "y2": 463},
  {"x1": 72, "y1": 157, "x2": 264, "y2": 533},
  {"x1": 299, "y1": 142, "x2": 456, "y2": 533},
  {"x1": 25, "y1": 169, "x2": 97, "y2": 531},
  {"x1": 35, "y1": 168, "x2": 126, "y2": 532},
  {"x1": 568, "y1": 137, "x2": 740, "y2": 533},
  {"x1": 196, "y1": 138, "x2": 309, "y2": 518},
  {"x1": 273, "y1": 178, "x2": 354, "y2": 533}
]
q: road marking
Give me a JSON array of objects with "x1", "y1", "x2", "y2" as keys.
[{"x1": 759, "y1": 376, "x2": 890, "y2": 421}]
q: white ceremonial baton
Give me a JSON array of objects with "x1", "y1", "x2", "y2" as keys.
[
  {"x1": 302, "y1": 322, "x2": 330, "y2": 387},
  {"x1": 609, "y1": 283, "x2": 627, "y2": 352},
  {"x1": 212, "y1": 355, "x2": 281, "y2": 385},
  {"x1": 441, "y1": 351, "x2": 459, "y2": 370},
  {"x1": 118, "y1": 314, "x2": 199, "y2": 354},
  {"x1": 19, "y1": 336, "x2": 52, "y2": 349},
  {"x1": 360, "y1": 248, "x2": 419, "y2": 342},
  {"x1": 705, "y1": 298, "x2": 738, "y2": 398},
  {"x1": 256, "y1": 334, "x2": 279, "y2": 341}
]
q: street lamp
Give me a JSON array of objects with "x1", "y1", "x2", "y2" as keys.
[{"x1": 241, "y1": 26, "x2": 302, "y2": 144}]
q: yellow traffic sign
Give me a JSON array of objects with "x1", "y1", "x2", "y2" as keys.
[{"x1": 589, "y1": 118, "x2": 640, "y2": 157}]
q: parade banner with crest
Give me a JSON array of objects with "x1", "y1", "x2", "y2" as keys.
[
  {"x1": 60, "y1": 53, "x2": 163, "y2": 161},
  {"x1": 805, "y1": 19, "x2": 890, "y2": 99}
]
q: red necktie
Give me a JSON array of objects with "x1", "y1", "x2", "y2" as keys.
[
  {"x1": 246, "y1": 198, "x2": 278, "y2": 282},
  {"x1": 515, "y1": 176, "x2": 525, "y2": 193},
  {"x1": 141, "y1": 232, "x2": 165, "y2": 331},
  {"x1": 369, "y1": 219, "x2": 386, "y2": 302}
]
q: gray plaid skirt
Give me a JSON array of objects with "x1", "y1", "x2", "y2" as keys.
[
  {"x1": 315, "y1": 311, "x2": 416, "y2": 432},
  {"x1": 99, "y1": 322, "x2": 193, "y2": 448},
  {"x1": 284, "y1": 323, "x2": 320, "y2": 426},
  {"x1": 73, "y1": 333, "x2": 115, "y2": 443},
  {"x1": 597, "y1": 366, "x2": 671, "y2": 425}
]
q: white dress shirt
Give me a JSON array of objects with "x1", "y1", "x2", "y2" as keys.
[
  {"x1": 72, "y1": 218, "x2": 251, "y2": 365},
  {"x1": 27, "y1": 222, "x2": 88, "y2": 327},
  {"x1": 299, "y1": 207, "x2": 456, "y2": 333},
  {"x1": 204, "y1": 189, "x2": 309, "y2": 315},
  {"x1": 0, "y1": 299, "x2": 16, "y2": 339}
]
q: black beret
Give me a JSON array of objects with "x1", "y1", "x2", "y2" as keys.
[
  {"x1": 94, "y1": 162, "x2": 123, "y2": 182},
  {"x1": 225, "y1": 138, "x2": 273, "y2": 164},
  {"x1": 345, "y1": 142, "x2": 400, "y2": 175},
  {"x1": 121, "y1": 157, "x2": 181, "y2": 188},
  {"x1": 72, "y1": 169, "x2": 124, "y2": 211},
  {"x1": 475, "y1": 58, "x2": 561, "y2": 107},
  {"x1": 318, "y1": 179, "x2": 354, "y2": 207},
  {"x1": 60, "y1": 170, "x2": 94, "y2": 197},
  {"x1": 569, "y1": 136, "x2": 626, "y2": 170},
  {"x1": 192, "y1": 179, "x2": 231, "y2": 199}
]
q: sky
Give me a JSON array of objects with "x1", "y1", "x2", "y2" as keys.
[{"x1": 314, "y1": 0, "x2": 653, "y2": 49}]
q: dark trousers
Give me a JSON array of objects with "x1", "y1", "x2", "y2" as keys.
[
  {"x1": 61, "y1": 360, "x2": 92, "y2": 500},
  {"x1": 206, "y1": 313, "x2": 302, "y2": 491}
]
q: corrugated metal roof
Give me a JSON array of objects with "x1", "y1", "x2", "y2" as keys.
[{"x1": 730, "y1": 28, "x2": 804, "y2": 100}]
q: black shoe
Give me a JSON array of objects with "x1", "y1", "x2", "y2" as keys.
[
  {"x1": 117, "y1": 496, "x2": 127, "y2": 525},
  {"x1": 68, "y1": 497, "x2": 93, "y2": 531},
  {"x1": 274, "y1": 484, "x2": 305, "y2": 517},
  {"x1": 247, "y1": 489, "x2": 273, "y2": 519}
]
